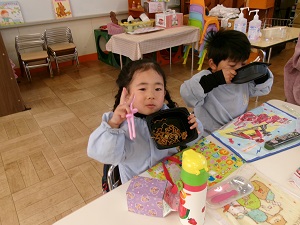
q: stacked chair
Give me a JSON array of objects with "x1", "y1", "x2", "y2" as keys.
[
  {"x1": 183, "y1": 0, "x2": 219, "y2": 70},
  {"x1": 44, "y1": 26, "x2": 79, "y2": 73},
  {"x1": 15, "y1": 33, "x2": 53, "y2": 82}
]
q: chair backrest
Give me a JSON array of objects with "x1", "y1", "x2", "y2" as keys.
[
  {"x1": 102, "y1": 164, "x2": 121, "y2": 193},
  {"x1": 44, "y1": 26, "x2": 73, "y2": 45},
  {"x1": 15, "y1": 33, "x2": 46, "y2": 53},
  {"x1": 248, "y1": 49, "x2": 266, "y2": 64}
]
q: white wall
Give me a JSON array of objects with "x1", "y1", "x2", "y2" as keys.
[
  {"x1": 0, "y1": 13, "x2": 128, "y2": 67},
  {"x1": 0, "y1": 0, "x2": 128, "y2": 23},
  {"x1": 1, "y1": 0, "x2": 181, "y2": 67}
]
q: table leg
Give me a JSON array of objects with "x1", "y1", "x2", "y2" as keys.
[
  {"x1": 170, "y1": 47, "x2": 172, "y2": 66},
  {"x1": 119, "y1": 54, "x2": 123, "y2": 69},
  {"x1": 191, "y1": 42, "x2": 194, "y2": 73},
  {"x1": 267, "y1": 47, "x2": 272, "y2": 63}
]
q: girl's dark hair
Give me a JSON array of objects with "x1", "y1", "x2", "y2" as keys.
[
  {"x1": 113, "y1": 59, "x2": 177, "y2": 111},
  {"x1": 205, "y1": 29, "x2": 251, "y2": 66}
]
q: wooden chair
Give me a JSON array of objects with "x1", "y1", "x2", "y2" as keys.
[
  {"x1": 44, "y1": 27, "x2": 79, "y2": 73},
  {"x1": 15, "y1": 33, "x2": 53, "y2": 82}
]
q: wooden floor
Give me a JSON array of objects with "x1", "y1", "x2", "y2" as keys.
[{"x1": 0, "y1": 42, "x2": 295, "y2": 225}]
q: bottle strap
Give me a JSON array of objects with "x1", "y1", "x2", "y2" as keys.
[{"x1": 162, "y1": 156, "x2": 181, "y2": 193}]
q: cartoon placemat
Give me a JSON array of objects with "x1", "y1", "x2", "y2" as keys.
[
  {"x1": 147, "y1": 138, "x2": 244, "y2": 187},
  {"x1": 212, "y1": 102, "x2": 300, "y2": 162},
  {"x1": 212, "y1": 172, "x2": 300, "y2": 225}
]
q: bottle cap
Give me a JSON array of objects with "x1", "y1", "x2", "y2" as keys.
[
  {"x1": 239, "y1": 7, "x2": 249, "y2": 18},
  {"x1": 249, "y1": 9, "x2": 259, "y2": 20}
]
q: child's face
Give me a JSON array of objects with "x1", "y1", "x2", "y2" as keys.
[
  {"x1": 211, "y1": 59, "x2": 247, "y2": 73},
  {"x1": 129, "y1": 69, "x2": 165, "y2": 115}
]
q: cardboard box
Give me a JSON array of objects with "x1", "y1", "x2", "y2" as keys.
[
  {"x1": 218, "y1": 18, "x2": 236, "y2": 30},
  {"x1": 155, "y1": 11, "x2": 183, "y2": 28},
  {"x1": 144, "y1": 2, "x2": 165, "y2": 13},
  {"x1": 183, "y1": 14, "x2": 189, "y2": 25},
  {"x1": 126, "y1": 176, "x2": 173, "y2": 217},
  {"x1": 247, "y1": 0, "x2": 275, "y2": 9}
]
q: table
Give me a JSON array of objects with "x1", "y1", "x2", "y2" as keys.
[
  {"x1": 106, "y1": 26, "x2": 200, "y2": 70},
  {"x1": 250, "y1": 27, "x2": 300, "y2": 63},
  {"x1": 54, "y1": 99, "x2": 300, "y2": 225}
]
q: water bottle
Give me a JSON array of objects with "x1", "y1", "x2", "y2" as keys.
[{"x1": 177, "y1": 149, "x2": 209, "y2": 225}]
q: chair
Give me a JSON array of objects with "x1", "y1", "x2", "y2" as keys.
[
  {"x1": 248, "y1": 49, "x2": 266, "y2": 104},
  {"x1": 44, "y1": 27, "x2": 79, "y2": 73},
  {"x1": 15, "y1": 33, "x2": 53, "y2": 82},
  {"x1": 102, "y1": 164, "x2": 121, "y2": 193},
  {"x1": 183, "y1": 0, "x2": 219, "y2": 70}
]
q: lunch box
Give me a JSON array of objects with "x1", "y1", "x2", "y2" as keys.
[{"x1": 146, "y1": 107, "x2": 198, "y2": 149}]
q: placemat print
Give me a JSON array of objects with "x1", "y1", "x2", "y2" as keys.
[
  {"x1": 212, "y1": 103, "x2": 299, "y2": 162},
  {"x1": 147, "y1": 138, "x2": 244, "y2": 187}
]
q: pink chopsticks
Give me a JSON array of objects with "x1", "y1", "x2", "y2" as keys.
[{"x1": 126, "y1": 96, "x2": 138, "y2": 140}]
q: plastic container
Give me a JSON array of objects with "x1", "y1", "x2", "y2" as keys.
[
  {"x1": 247, "y1": 10, "x2": 262, "y2": 42},
  {"x1": 206, "y1": 176, "x2": 254, "y2": 209},
  {"x1": 261, "y1": 26, "x2": 287, "y2": 41},
  {"x1": 234, "y1": 7, "x2": 249, "y2": 33},
  {"x1": 146, "y1": 107, "x2": 198, "y2": 149},
  {"x1": 118, "y1": 19, "x2": 154, "y2": 32},
  {"x1": 232, "y1": 62, "x2": 270, "y2": 84}
]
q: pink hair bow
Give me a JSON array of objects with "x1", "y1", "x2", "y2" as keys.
[{"x1": 126, "y1": 96, "x2": 138, "y2": 140}]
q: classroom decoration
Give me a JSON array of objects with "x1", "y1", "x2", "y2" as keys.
[
  {"x1": 0, "y1": 1, "x2": 24, "y2": 26},
  {"x1": 211, "y1": 172, "x2": 300, "y2": 225},
  {"x1": 212, "y1": 102, "x2": 300, "y2": 162},
  {"x1": 147, "y1": 138, "x2": 244, "y2": 187},
  {"x1": 52, "y1": 0, "x2": 72, "y2": 19}
]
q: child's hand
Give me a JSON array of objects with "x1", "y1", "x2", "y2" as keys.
[
  {"x1": 188, "y1": 113, "x2": 200, "y2": 134},
  {"x1": 108, "y1": 88, "x2": 133, "y2": 128},
  {"x1": 222, "y1": 68, "x2": 237, "y2": 84}
]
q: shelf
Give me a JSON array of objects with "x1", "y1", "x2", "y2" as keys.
[{"x1": 129, "y1": 8, "x2": 144, "y2": 12}]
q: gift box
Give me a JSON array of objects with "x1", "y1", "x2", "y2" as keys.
[
  {"x1": 155, "y1": 10, "x2": 183, "y2": 28},
  {"x1": 144, "y1": 2, "x2": 166, "y2": 13},
  {"x1": 126, "y1": 176, "x2": 173, "y2": 217}
]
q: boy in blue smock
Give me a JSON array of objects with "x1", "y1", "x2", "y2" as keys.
[{"x1": 180, "y1": 29, "x2": 273, "y2": 136}]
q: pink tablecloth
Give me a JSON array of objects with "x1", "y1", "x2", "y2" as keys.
[{"x1": 106, "y1": 26, "x2": 200, "y2": 60}]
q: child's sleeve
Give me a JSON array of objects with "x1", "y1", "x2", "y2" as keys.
[
  {"x1": 180, "y1": 71, "x2": 208, "y2": 108},
  {"x1": 87, "y1": 112, "x2": 126, "y2": 165},
  {"x1": 199, "y1": 70, "x2": 226, "y2": 93},
  {"x1": 248, "y1": 68, "x2": 274, "y2": 97}
]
